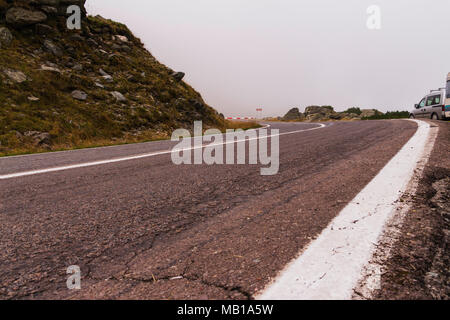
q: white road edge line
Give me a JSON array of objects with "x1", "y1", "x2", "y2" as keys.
[
  {"x1": 0, "y1": 123, "x2": 326, "y2": 180},
  {"x1": 256, "y1": 120, "x2": 436, "y2": 300}
]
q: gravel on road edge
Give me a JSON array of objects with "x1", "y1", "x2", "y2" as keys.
[{"x1": 375, "y1": 120, "x2": 449, "y2": 300}]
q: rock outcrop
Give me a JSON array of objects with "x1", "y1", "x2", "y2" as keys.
[
  {"x1": 283, "y1": 108, "x2": 304, "y2": 121},
  {"x1": 360, "y1": 109, "x2": 379, "y2": 118},
  {"x1": 6, "y1": 7, "x2": 48, "y2": 27},
  {"x1": 1, "y1": 1, "x2": 87, "y2": 28},
  {"x1": 0, "y1": 1, "x2": 226, "y2": 155},
  {"x1": 304, "y1": 105, "x2": 335, "y2": 121},
  {"x1": 281, "y1": 106, "x2": 384, "y2": 122}
]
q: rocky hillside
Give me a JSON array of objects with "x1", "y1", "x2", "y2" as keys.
[
  {"x1": 0, "y1": 0, "x2": 226, "y2": 156},
  {"x1": 282, "y1": 106, "x2": 382, "y2": 122}
]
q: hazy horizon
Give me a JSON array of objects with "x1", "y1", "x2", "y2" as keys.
[{"x1": 87, "y1": 0, "x2": 450, "y2": 117}]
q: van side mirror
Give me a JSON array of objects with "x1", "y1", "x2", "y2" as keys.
[{"x1": 414, "y1": 104, "x2": 419, "y2": 109}]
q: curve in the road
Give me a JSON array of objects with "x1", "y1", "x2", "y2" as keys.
[
  {"x1": 257, "y1": 120, "x2": 437, "y2": 300},
  {"x1": 0, "y1": 123, "x2": 326, "y2": 180}
]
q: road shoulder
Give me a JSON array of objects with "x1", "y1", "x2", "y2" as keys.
[{"x1": 357, "y1": 120, "x2": 449, "y2": 300}]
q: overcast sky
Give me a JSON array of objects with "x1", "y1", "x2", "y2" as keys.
[{"x1": 87, "y1": 0, "x2": 450, "y2": 117}]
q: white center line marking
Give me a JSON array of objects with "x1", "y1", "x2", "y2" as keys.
[
  {"x1": 0, "y1": 124, "x2": 326, "y2": 180},
  {"x1": 257, "y1": 120, "x2": 435, "y2": 300}
]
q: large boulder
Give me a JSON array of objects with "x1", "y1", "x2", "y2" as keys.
[
  {"x1": 360, "y1": 109, "x2": 382, "y2": 118},
  {"x1": 304, "y1": 106, "x2": 337, "y2": 121},
  {"x1": 304, "y1": 105, "x2": 334, "y2": 115},
  {"x1": 43, "y1": 39, "x2": 63, "y2": 56},
  {"x1": 6, "y1": 7, "x2": 48, "y2": 27},
  {"x1": 283, "y1": 108, "x2": 304, "y2": 121},
  {"x1": 172, "y1": 71, "x2": 185, "y2": 82}
]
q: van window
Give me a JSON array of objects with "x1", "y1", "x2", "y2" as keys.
[
  {"x1": 447, "y1": 81, "x2": 450, "y2": 99},
  {"x1": 433, "y1": 95, "x2": 441, "y2": 105},
  {"x1": 426, "y1": 95, "x2": 440, "y2": 106},
  {"x1": 419, "y1": 98, "x2": 426, "y2": 107}
]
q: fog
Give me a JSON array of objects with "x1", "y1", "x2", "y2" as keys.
[{"x1": 87, "y1": 0, "x2": 450, "y2": 117}]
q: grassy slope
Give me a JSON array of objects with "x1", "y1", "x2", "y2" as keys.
[{"x1": 0, "y1": 15, "x2": 231, "y2": 156}]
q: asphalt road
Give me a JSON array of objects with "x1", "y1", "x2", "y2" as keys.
[{"x1": 0, "y1": 120, "x2": 418, "y2": 299}]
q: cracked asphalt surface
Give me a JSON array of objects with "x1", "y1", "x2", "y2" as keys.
[{"x1": 0, "y1": 120, "x2": 418, "y2": 300}]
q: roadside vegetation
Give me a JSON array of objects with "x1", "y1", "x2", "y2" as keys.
[
  {"x1": 343, "y1": 107, "x2": 363, "y2": 115},
  {"x1": 225, "y1": 120, "x2": 261, "y2": 131},
  {"x1": 362, "y1": 111, "x2": 410, "y2": 120},
  {"x1": 279, "y1": 106, "x2": 411, "y2": 122}
]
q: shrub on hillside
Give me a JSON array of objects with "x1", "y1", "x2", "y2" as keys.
[{"x1": 362, "y1": 111, "x2": 410, "y2": 120}]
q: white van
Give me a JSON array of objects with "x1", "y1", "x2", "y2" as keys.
[
  {"x1": 410, "y1": 73, "x2": 450, "y2": 120},
  {"x1": 446, "y1": 73, "x2": 450, "y2": 117}
]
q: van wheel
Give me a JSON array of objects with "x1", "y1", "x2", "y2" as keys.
[
  {"x1": 431, "y1": 113, "x2": 439, "y2": 120},
  {"x1": 409, "y1": 114, "x2": 415, "y2": 119}
]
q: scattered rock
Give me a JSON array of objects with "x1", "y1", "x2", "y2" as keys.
[
  {"x1": 40, "y1": 64, "x2": 61, "y2": 73},
  {"x1": 35, "y1": 24, "x2": 54, "y2": 35},
  {"x1": 69, "y1": 34, "x2": 85, "y2": 42},
  {"x1": 120, "y1": 45, "x2": 131, "y2": 52},
  {"x1": 111, "y1": 43, "x2": 121, "y2": 51},
  {"x1": 0, "y1": 27, "x2": 13, "y2": 48},
  {"x1": 113, "y1": 35, "x2": 128, "y2": 43},
  {"x1": 3, "y1": 68, "x2": 27, "y2": 83},
  {"x1": 99, "y1": 68, "x2": 113, "y2": 82},
  {"x1": 40, "y1": 6, "x2": 58, "y2": 16},
  {"x1": 28, "y1": 96, "x2": 40, "y2": 102},
  {"x1": 72, "y1": 63, "x2": 83, "y2": 72},
  {"x1": 6, "y1": 7, "x2": 48, "y2": 27},
  {"x1": 86, "y1": 38, "x2": 98, "y2": 47},
  {"x1": 94, "y1": 82, "x2": 104, "y2": 89},
  {"x1": 110, "y1": 91, "x2": 126, "y2": 102},
  {"x1": 45, "y1": 61, "x2": 59, "y2": 68},
  {"x1": 24, "y1": 131, "x2": 51, "y2": 146},
  {"x1": 43, "y1": 39, "x2": 62, "y2": 57},
  {"x1": 71, "y1": 90, "x2": 88, "y2": 101},
  {"x1": 99, "y1": 68, "x2": 109, "y2": 76},
  {"x1": 193, "y1": 100, "x2": 205, "y2": 110},
  {"x1": 171, "y1": 71, "x2": 185, "y2": 82}
]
